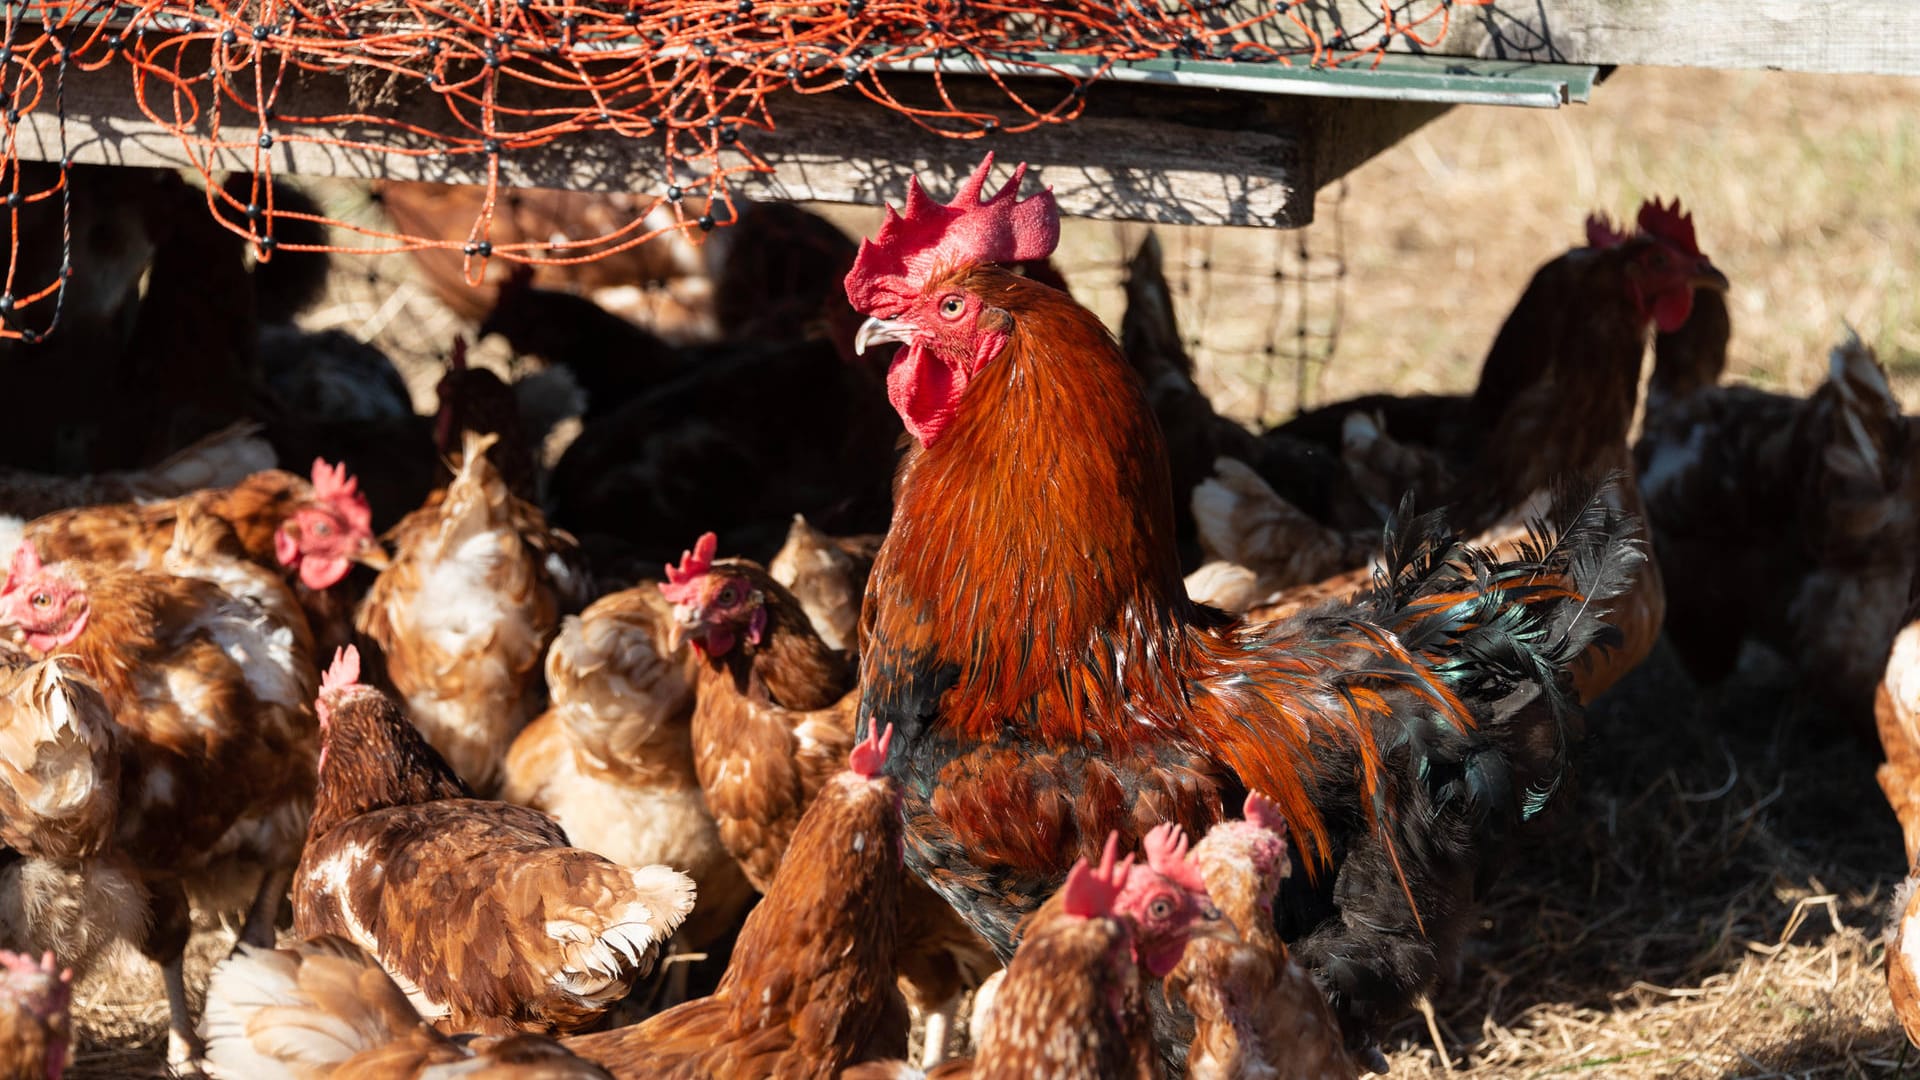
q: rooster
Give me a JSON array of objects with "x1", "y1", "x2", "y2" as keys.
[
  {"x1": 0, "y1": 541, "x2": 318, "y2": 1065},
  {"x1": 0, "y1": 950, "x2": 70, "y2": 1080},
  {"x1": 356, "y1": 430, "x2": 582, "y2": 792},
  {"x1": 843, "y1": 154, "x2": 1642, "y2": 1056},
  {"x1": 293, "y1": 646, "x2": 693, "y2": 1037},
  {"x1": 660, "y1": 532, "x2": 997, "y2": 1065}
]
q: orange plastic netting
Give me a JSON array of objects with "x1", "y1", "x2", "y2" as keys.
[{"x1": 0, "y1": 0, "x2": 1484, "y2": 339}]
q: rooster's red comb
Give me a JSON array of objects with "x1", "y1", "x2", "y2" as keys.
[
  {"x1": 659, "y1": 532, "x2": 718, "y2": 605},
  {"x1": 1142, "y1": 823, "x2": 1209, "y2": 895},
  {"x1": 321, "y1": 646, "x2": 361, "y2": 696},
  {"x1": 849, "y1": 722, "x2": 894, "y2": 778},
  {"x1": 1637, "y1": 197, "x2": 1702, "y2": 257},
  {"x1": 1243, "y1": 791, "x2": 1287, "y2": 836},
  {"x1": 309, "y1": 459, "x2": 373, "y2": 536},
  {"x1": 843, "y1": 152, "x2": 1060, "y2": 317},
  {"x1": 1062, "y1": 831, "x2": 1132, "y2": 919},
  {"x1": 1585, "y1": 212, "x2": 1630, "y2": 250}
]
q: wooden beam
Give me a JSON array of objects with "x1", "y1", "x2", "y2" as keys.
[
  {"x1": 5, "y1": 45, "x2": 1449, "y2": 226},
  {"x1": 1285, "y1": 0, "x2": 1920, "y2": 78}
]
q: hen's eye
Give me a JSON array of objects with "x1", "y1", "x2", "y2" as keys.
[
  {"x1": 311, "y1": 520, "x2": 333, "y2": 537},
  {"x1": 29, "y1": 592, "x2": 49, "y2": 608},
  {"x1": 1149, "y1": 897, "x2": 1173, "y2": 920},
  {"x1": 717, "y1": 587, "x2": 736, "y2": 605},
  {"x1": 940, "y1": 295, "x2": 965, "y2": 318}
]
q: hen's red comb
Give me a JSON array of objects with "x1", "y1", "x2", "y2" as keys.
[
  {"x1": 309, "y1": 459, "x2": 373, "y2": 536},
  {"x1": 1637, "y1": 197, "x2": 1702, "y2": 257},
  {"x1": 1062, "y1": 832, "x2": 1132, "y2": 919},
  {"x1": 1142, "y1": 823, "x2": 1209, "y2": 895},
  {"x1": 321, "y1": 646, "x2": 360, "y2": 696},
  {"x1": 1243, "y1": 791, "x2": 1287, "y2": 837},
  {"x1": 3, "y1": 542, "x2": 42, "y2": 594},
  {"x1": 843, "y1": 152, "x2": 1060, "y2": 317},
  {"x1": 1585, "y1": 213, "x2": 1630, "y2": 250},
  {"x1": 659, "y1": 532, "x2": 718, "y2": 605},
  {"x1": 849, "y1": 722, "x2": 894, "y2": 778},
  {"x1": 0, "y1": 950, "x2": 63, "y2": 982}
]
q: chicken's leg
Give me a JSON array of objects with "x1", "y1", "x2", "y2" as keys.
[
  {"x1": 141, "y1": 879, "x2": 204, "y2": 1069},
  {"x1": 917, "y1": 994, "x2": 958, "y2": 1067}
]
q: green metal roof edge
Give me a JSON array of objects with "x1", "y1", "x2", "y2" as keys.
[{"x1": 877, "y1": 53, "x2": 1598, "y2": 108}]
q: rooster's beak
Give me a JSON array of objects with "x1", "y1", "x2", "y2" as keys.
[
  {"x1": 1690, "y1": 259, "x2": 1730, "y2": 293},
  {"x1": 354, "y1": 540, "x2": 392, "y2": 573},
  {"x1": 854, "y1": 316, "x2": 914, "y2": 357}
]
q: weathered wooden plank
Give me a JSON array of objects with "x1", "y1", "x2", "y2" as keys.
[
  {"x1": 4, "y1": 46, "x2": 1450, "y2": 226},
  {"x1": 1288, "y1": 0, "x2": 1920, "y2": 78}
]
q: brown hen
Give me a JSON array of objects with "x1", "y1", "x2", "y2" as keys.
[
  {"x1": 0, "y1": 950, "x2": 70, "y2": 1080},
  {"x1": 662, "y1": 533, "x2": 999, "y2": 1064},
  {"x1": 293, "y1": 648, "x2": 693, "y2": 1038},
  {"x1": 500, "y1": 584, "x2": 754, "y2": 955},
  {"x1": 561, "y1": 726, "x2": 911, "y2": 1077},
  {"x1": 21, "y1": 459, "x2": 386, "y2": 659},
  {"x1": 0, "y1": 542, "x2": 318, "y2": 1066},
  {"x1": 357, "y1": 431, "x2": 580, "y2": 792}
]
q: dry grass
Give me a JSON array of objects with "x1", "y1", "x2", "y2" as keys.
[
  {"x1": 64, "y1": 65, "x2": 1920, "y2": 1077},
  {"x1": 1374, "y1": 640, "x2": 1909, "y2": 1079}
]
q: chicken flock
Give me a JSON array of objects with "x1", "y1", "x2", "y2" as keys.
[{"x1": 0, "y1": 153, "x2": 1916, "y2": 1080}]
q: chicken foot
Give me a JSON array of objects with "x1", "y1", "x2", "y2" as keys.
[{"x1": 141, "y1": 879, "x2": 205, "y2": 1069}]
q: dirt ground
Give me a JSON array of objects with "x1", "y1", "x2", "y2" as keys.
[{"x1": 66, "y1": 64, "x2": 1920, "y2": 1077}]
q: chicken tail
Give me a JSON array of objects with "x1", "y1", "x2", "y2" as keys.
[
  {"x1": 1359, "y1": 473, "x2": 1642, "y2": 825},
  {"x1": 535, "y1": 860, "x2": 697, "y2": 1006},
  {"x1": 200, "y1": 936, "x2": 450, "y2": 1079},
  {"x1": 1819, "y1": 329, "x2": 1906, "y2": 499}
]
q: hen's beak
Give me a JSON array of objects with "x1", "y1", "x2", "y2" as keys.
[
  {"x1": 1690, "y1": 259, "x2": 1730, "y2": 293},
  {"x1": 854, "y1": 316, "x2": 914, "y2": 357},
  {"x1": 666, "y1": 608, "x2": 700, "y2": 654},
  {"x1": 354, "y1": 539, "x2": 392, "y2": 573}
]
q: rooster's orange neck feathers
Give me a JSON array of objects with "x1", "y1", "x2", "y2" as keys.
[{"x1": 871, "y1": 267, "x2": 1194, "y2": 743}]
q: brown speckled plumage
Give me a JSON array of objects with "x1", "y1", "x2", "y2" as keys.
[
  {"x1": 294, "y1": 675, "x2": 693, "y2": 1038},
  {"x1": 563, "y1": 756, "x2": 910, "y2": 1078}
]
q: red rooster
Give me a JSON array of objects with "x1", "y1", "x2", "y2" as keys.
[{"x1": 843, "y1": 155, "x2": 1641, "y2": 1056}]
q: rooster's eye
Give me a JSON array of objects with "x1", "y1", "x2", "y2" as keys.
[
  {"x1": 311, "y1": 520, "x2": 333, "y2": 537},
  {"x1": 939, "y1": 295, "x2": 965, "y2": 319},
  {"x1": 29, "y1": 592, "x2": 49, "y2": 608}
]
